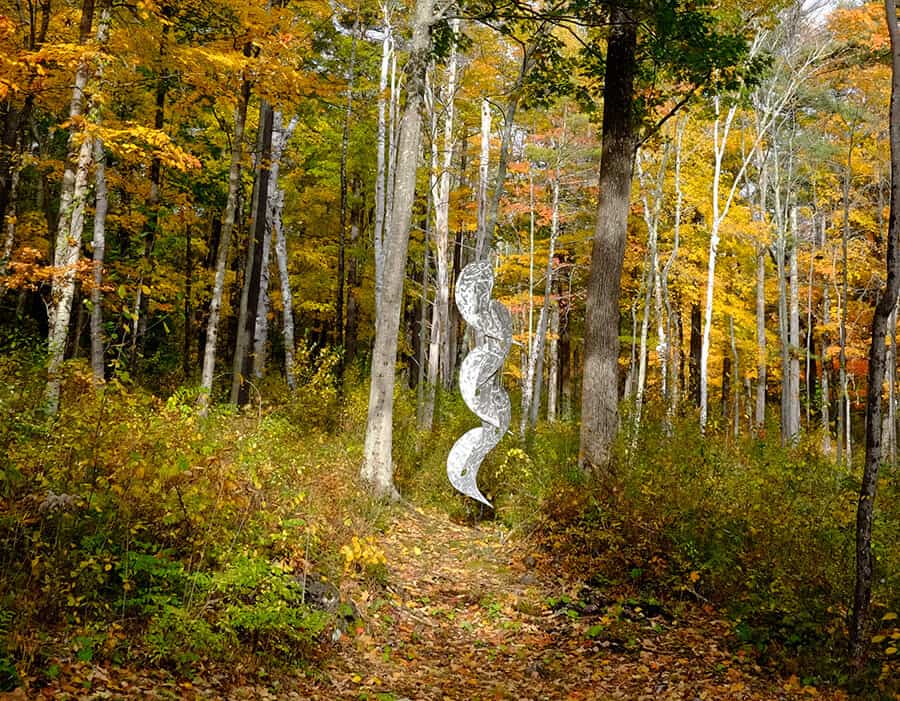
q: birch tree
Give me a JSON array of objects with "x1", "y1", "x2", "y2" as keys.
[
  {"x1": 198, "y1": 71, "x2": 251, "y2": 413},
  {"x1": 45, "y1": 0, "x2": 111, "y2": 413}
]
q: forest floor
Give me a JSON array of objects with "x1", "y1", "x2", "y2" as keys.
[{"x1": 16, "y1": 506, "x2": 853, "y2": 701}]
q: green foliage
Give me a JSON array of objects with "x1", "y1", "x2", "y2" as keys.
[
  {"x1": 0, "y1": 354, "x2": 381, "y2": 681},
  {"x1": 533, "y1": 412, "x2": 899, "y2": 686}
]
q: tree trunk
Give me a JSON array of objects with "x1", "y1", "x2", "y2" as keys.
[
  {"x1": 90, "y1": 136, "x2": 108, "y2": 384},
  {"x1": 699, "y1": 99, "x2": 738, "y2": 430},
  {"x1": 424, "y1": 32, "x2": 459, "y2": 427},
  {"x1": 252, "y1": 112, "x2": 297, "y2": 380},
  {"x1": 45, "y1": 0, "x2": 103, "y2": 413},
  {"x1": 851, "y1": 0, "x2": 900, "y2": 660},
  {"x1": 787, "y1": 208, "x2": 801, "y2": 443},
  {"x1": 579, "y1": 7, "x2": 637, "y2": 473},
  {"x1": 372, "y1": 5, "x2": 393, "y2": 318},
  {"x1": 198, "y1": 74, "x2": 251, "y2": 412},
  {"x1": 234, "y1": 101, "x2": 275, "y2": 407},
  {"x1": 548, "y1": 300, "x2": 559, "y2": 422},
  {"x1": 362, "y1": 0, "x2": 433, "y2": 499},
  {"x1": 822, "y1": 285, "x2": 832, "y2": 454},
  {"x1": 689, "y1": 302, "x2": 701, "y2": 407},
  {"x1": 273, "y1": 188, "x2": 296, "y2": 390}
]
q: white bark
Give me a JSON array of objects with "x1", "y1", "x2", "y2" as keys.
[
  {"x1": 424, "y1": 23, "x2": 459, "y2": 421},
  {"x1": 198, "y1": 80, "x2": 250, "y2": 413},
  {"x1": 476, "y1": 98, "x2": 490, "y2": 249},
  {"x1": 634, "y1": 142, "x2": 669, "y2": 433},
  {"x1": 273, "y1": 188, "x2": 295, "y2": 390},
  {"x1": 362, "y1": 0, "x2": 433, "y2": 499},
  {"x1": 373, "y1": 4, "x2": 393, "y2": 318},
  {"x1": 45, "y1": 6, "x2": 111, "y2": 413},
  {"x1": 253, "y1": 112, "x2": 297, "y2": 379}
]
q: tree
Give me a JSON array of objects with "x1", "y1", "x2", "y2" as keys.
[
  {"x1": 361, "y1": 0, "x2": 434, "y2": 499},
  {"x1": 850, "y1": 0, "x2": 900, "y2": 664}
]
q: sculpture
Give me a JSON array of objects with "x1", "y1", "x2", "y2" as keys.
[{"x1": 447, "y1": 258, "x2": 512, "y2": 507}]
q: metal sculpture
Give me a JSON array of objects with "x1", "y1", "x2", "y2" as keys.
[{"x1": 447, "y1": 258, "x2": 512, "y2": 507}]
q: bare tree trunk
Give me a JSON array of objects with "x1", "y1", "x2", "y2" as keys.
[
  {"x1": 822, "y1": 285, "x2": 833, "y2": 454},
  {"x1": 373, "y1": 4, "x2": 393, "y2": 319},
  {"x1": 548, "y1": 300, "x2": 559, "y2": 422},
  {"x1": 362, "y1": 0, "x2": 433, "y2": 498},
  {"x1": 662, "y1": 117, "x2": 686, "y2": 426},
  {"x1": 252, "y1": 112, "x2": 297, "y2": 380},
  {"x1": 528, "y1": 151, "x2": 562, "y2": 430},
  {"x1": 198, "y1": 75, "x2": 251, "y2": 413},
  {"x1": 787, "y1": 207, "x2": 801, "y2": 442},
  {"x1": 424, "y1": 27, "x2": 459, "y2": 428},
  {"x1": 45, "y1": 0, "x2": 105, "y2": 413},
  {"x1": 272, "y1": 188, "x2": 295, "y2": 390},
  {"x1": 90, "y1": 136, "x2": 108, "y2": 384},
  {"x1": 839, "y1": 127, "x2": 856, "y2": 465},
  {"x1": 730, "y1": 316, "x2": 740, "y2": 438},
  {"x1": 852, "y1": 0, "x2": 900, "y2": 659},
  {"x1": 699, "y1": 98, "x2": 738, "y2": 430},
  {"x1": 234, "y1": 101, "x2": 275, "y2": 406}
]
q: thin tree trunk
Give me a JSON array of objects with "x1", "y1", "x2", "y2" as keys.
[
  {"x1": 852, "y1": 0, "x2": 900, "y2": 659},
  {"x1": 198, "y1": 74, "x2": 251, "y2": 413},
  {"x1": 529, "y1": 172, "x2": 560, "y2": 430},
  {"x1": 362, "y1": 0, "x2": 433, "y2": 499},
  {"x1": 234, "y1": 101, "x2": 275, "y2": 407},
  {"x1": 689, "y1": 302, "x2": 701, "y2": 407},
  {"x1": 183, "y1": 224, "x2": 192, "y2": 378},
  {"x1": 822, "y1": 284, "x2": 833, "y2": 454},
  {"x1": 699, "y1": 98, "x2": 738, "y2": 430},
  {"x1": 90, "y1": 136, "x2": 108, "y2": 384},
  {"x1": 424, "y1": 27, "x2": 459, "y2": 428},
  {"x1": 252, "y1": 112, "x2": 297, "y2": 380},
  {"x1": 548, "y1": 300, "x2": 559, "y2": 422},
  {"x1": 273, "y1": 188, "x2": 295, "y2": 390},
  {"x1": 45, "y1": 0, "x2": 103, "y2": 413},
  {"x1": 787, "y1": 207, "x2": 801, "y2": 442},
  {"x1": 730, "y1": 315, "x2": 740, "y2": 438},
  {"x1": 337, "y1": 15, "x2": 360, "y2": 351}
]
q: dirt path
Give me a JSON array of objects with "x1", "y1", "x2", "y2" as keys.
[{"x1": 287, "y1": 507, "x2": 847, "y2": 701}]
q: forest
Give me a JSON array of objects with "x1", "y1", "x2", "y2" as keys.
[{"x1": 0, "y1": 0, "x2": 899, "y2": 698}]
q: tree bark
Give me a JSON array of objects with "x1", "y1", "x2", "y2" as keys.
[
  {"x1": 234, "y1": 101, "x2": 275, "y2": 407},
  {"x1": 362, "y1": 0, "x2": 433, "y2": 499},
  {"x1": 90, "y1": 137, "x2": 108, "y2": 384},
  {"x1": 579, "y1": 7, "x2": 637, "y2": 473},
  {"x1": 198, "y1": 73, "x2": 251, "y2": 412},
  {"x1": 851, "y1": 0, "x2": 900, "y2": 661},
  {"x1": 45, "y1": 0, "x2": 104, "y2": 413}
]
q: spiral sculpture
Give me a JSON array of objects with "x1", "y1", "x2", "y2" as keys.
[{"x1": 447, "y1": 258, "x2": 512, "y2": 508}]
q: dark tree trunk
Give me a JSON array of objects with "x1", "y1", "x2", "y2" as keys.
[
  {"x1": 851, "y1": 0, "x2": 900, "y2": 663},
  {"x1": 689, "y1": 302, "x2": 702, "y2": 407},
  {"x1": 236, "y1": 102, "x2": 275, "y2": 406},
  {"x1": 579, "y1": 6, "x2": 638, "y2": 473},
  {"x1": 721, "y1": 343, "x2": 731, "y2": 420}
]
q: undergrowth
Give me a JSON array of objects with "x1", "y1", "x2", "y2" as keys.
[{"x1": 0, "y1": 344, "x2": 385, "y2": 690}]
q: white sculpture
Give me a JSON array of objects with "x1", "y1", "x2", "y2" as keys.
[{"x1": 447, "y1": 258, "x2": 512, "y2": 507}]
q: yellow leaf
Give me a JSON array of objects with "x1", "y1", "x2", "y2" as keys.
[
  {"x1": 690, "y1": 571, "x2": 701, "y2": 583},
  {"x1": 413, "y1": 546, "x2": 422, "y2": 556},
  {"x1": 883, "y1": 612, "x2": 898, "y2": 621},
  {"x1": 351, "y1": 674, "x2": 362, "y2": 683},
  {"x1": 885, "y1": 646, "x2": 897, "y2": 655},
  {"x1": 872, "y1": 635, "x2": 886, "y2": 643}
]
